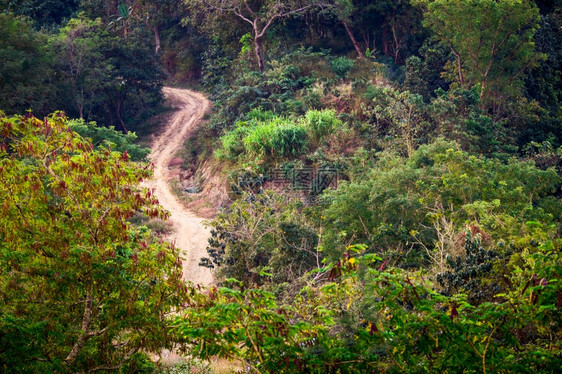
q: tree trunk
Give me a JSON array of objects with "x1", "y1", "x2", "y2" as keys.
[
  {"x1": 391, "y1": 23, "x2": 401, "y2": 64},
  {"x1": 65, "y1": 285, "x2": 93, "y2": 365},
  {"x1": 450, "y1": 46, "x2": 465, "y2": 87},
  {"x1": 116, "y1": 92, "x2": 128, "y2": 133},
  {"x1": 342, "y1": 20, "x2": 364, "y2": 59},
  {"x1": 254, "y1": 36, "x2": 264, "y2": 72},
  {"x1": 152, "y1": 25, "x2": 161, "y2": 55}
]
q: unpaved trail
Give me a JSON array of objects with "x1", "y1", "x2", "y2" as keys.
[{"x1": 144, "y1": 87, "x2": 213, "y2": 286}]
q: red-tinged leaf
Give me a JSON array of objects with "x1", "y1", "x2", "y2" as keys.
[
  {"x1": 450, "y1": 304, "x2": 458, "y2": 321},
  {"x1": 378, "y1": 259, "x2": 390, "y2": 272},
  {"x1": 370, "y1": 322, "x2": 378, "y2": 335}
]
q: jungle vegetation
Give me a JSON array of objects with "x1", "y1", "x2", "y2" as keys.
[{"x1": 1, "y1": 0, "x2": 561, "y2": 372}]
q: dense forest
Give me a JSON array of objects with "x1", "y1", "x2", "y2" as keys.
[{"x1": 1, "y1": 0, "x2": 561, "y2": 373}]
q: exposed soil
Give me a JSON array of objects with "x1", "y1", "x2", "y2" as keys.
[{"x1": 143, "y1": 87, "x2": 213, "y2": 286}]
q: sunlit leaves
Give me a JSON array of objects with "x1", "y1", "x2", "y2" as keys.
[{"x1": 0, "y1": 112, "x2": 184, "y2": 371}]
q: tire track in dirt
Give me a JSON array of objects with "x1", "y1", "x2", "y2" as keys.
[{"x1": 144, "y1": 87, "x2": 213, "y2": 286}]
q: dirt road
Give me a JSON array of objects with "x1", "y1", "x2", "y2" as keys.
[{"x1": 144, "y1": 87, "x2": 213, "y2": 286}]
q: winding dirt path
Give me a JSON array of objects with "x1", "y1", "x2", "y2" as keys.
[{"x1": 144, "y1": 87, "x2": 213, "y2": 286}]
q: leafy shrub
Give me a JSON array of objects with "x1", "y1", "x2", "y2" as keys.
[
  {"x1": 205, "y1": 48, "x2": 333, "y2": 133},
  {"x1": 330, "y1": 56, "x2": 355, "y2": 78},
  {"x1": 321, "y1": 139, "x2": 561, "y2": 264},
  {"x1": 202, "y1": 191, "x2": 319, "y2": 285},
  {"x1": 177, "y1": 244, "x2": 562, "y2": 373},
  {"x1": 215, "y1": 123, "x2": 252, "y2": 161},
  {"x1": 268, "y1": 122, "x2": 309, "y2": 157},
  {"x1": 70, "y1": 119, "x2": 150, "y2": 161}
]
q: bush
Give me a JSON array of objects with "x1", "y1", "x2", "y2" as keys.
[
  {"x1": 321, "y1": 139, "x2": 561, "y2": 265},
  {"x1": 330, "y1": 56, "x2": 355, "y2": 79},
  {"x1": 216, "y1": 123, "x2": 252, "y2": 160},
  {"x1": 218, "y1": 115, "x2": 310, "y2": 163},
  {"x1": 303, "y1": 109, "x2": 342, "y2": 143},
  {"x1": 268, "y1": 122, "x2": 309, "y2": 157},
  {"x1": 243, "y1": 118, "x2": 309, "y2": 158}
]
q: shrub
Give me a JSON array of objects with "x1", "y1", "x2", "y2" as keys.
[
  {"x1": 244, "y1": 118, "x2": 309, "y2": 158},
  {"x1": 269, "y1": 122, "x2": 309, "y2": 157},
  {"x1": 302, "y1": 109, "x2": 342, "y2": 143},
  {"x1": 330, "y1": 56, "x2": 355, "y2": 79},
  {"x1": 216, "y1": 123, "x2": 252, "y2": 160}
]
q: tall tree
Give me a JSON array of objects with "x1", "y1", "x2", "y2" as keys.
[
  {"x1": 185, "y1": 0, "x2": 332, "y2": 71},
  {"x1": 413, "y1": 0, "x2": 544, "y2": 106},
  {"x1": 48, "y1": 15, "x2": 163, "y2": 132},
  {"x1": 329, "y1": 0, "x2": 365, "y2": 58},
  {"x1": 0, "y1": 13, "x2": 53, "y2": 114},
  {"x1": 49, "y1": 16, "x2": 114, "y2": 120},
  {"x1": 0, "y1": 112, "x2": 185, "y2": 372},
  {"x1": 0, "y1": 0, "x2": 81, "y2": 27}
]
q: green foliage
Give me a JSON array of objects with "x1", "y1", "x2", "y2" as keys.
[
  {"x1": 155, "y1": 359, "x2": 212, "y2": 374},
  {"x1": 415, "y1": 0, "x2": 544, "y2": 105},
  {"x1": 404, "y1": 37, "x2": 451, "y2": 100},
  {"x1": 436, "y1": 228, "x2": 504, "y2": 304},
  {"x1": 428, "y1": 88, "x2": 514, "y2": 156},
  {"x1": 0, "y1": 0, "x2": 81, "y2": 27},
  {"x1": 2, "y1": 2, "x2": 562, "y2": 372},
  {"x1": 330, "y1": 56, "x2": 354, "y2": 79},
  {"x1": 0, "y1": 13, "x2": 52, "y2": 114},
  {"x1": 303, "y1": 109, "x2": 342, "y2": 144},
  {"x1": 48, "y1": 15, "x2": 164, "y2": 131},
  {"x1": 202, "y1": 191, "x2": 319, "y2": 286},
  {"x1": 321, "y1": 139, "x2": 561, "y2": 264},
  {"x1": 244, "y1": 118, "x2": 309, "y2": 159},
  {"x1": 119, "y1": 353, "x2": 156, "y2": 374},
  {"x1": 523, "y1": 6, "x2": 562, "y2": 147},
  {"x1": 176, "y1": 245, "x2": 561, "y2": 373},
  {"x1": 49, "y1": 16, "x2": 114, "y2": 120},
  {"x1": 365, "y1": 84, "x2": 429, "y2": 156},
  {"x1": 217, "y1": 112, "x2": 321, "y2": 165},
  {"x1": 204, "y1": 48, "x2": 331, "y2": 133},
  {"x1": 239, "y1": 32, "x2": 252, "y2": 55},
  {"x1": 70, "y1": 119, "x2": 150, "y2": 161},
  {"x1": 0, "y1": 112, "x2": 185, "y2": 371}
]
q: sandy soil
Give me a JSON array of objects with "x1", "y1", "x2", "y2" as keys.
[{"x1": 143, "y1": 87, "x2": 213, "y2": 286}]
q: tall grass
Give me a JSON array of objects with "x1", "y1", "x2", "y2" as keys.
[
  {"x1": 302, "y1": 109, "x2": 342, "y2": 144},
  {"x1": 218, "y1": 110, "x2": 345, "y2": 162}
]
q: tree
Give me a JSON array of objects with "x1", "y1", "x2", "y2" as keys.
[
  {"x1": 98, "y1": 31, "x2": 164, "y2": 132},
  {"x1": 0, "y1": 0, "x2": 81, "y2": 27},
  {"x1": 49, "y1": 16, "x2": 115, "y2": 121},
  {"x1": 185, "y1": 0, "x2": 332, "y2": 71},
  {"x1": 176, "y1": 243, "x2": 562, "y2": 373},
  {"x1": 320, "y1": 139, "x2": 561, "y2": 264},
  {"x1": 0, "y1": 13, "x2": 53, "y2": 115},
  {"x1": 327, "y1": 0, "x2": 365, "y2": 58},
  {"x1": 104, "y1": 0, "x2": 182, "y2": 54},
  {"x1": 49, "y1": 15, "x2": 163, "y2": 132},
  {"x1": 202, "y1": 191, "x2": 319, "y2": 286},
  {"x1": 0, "y1": 112, "x2": 186, "y2": 372},
  {"x1": 414, "y1": 0, "x2": 544, "y2": 106}
]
